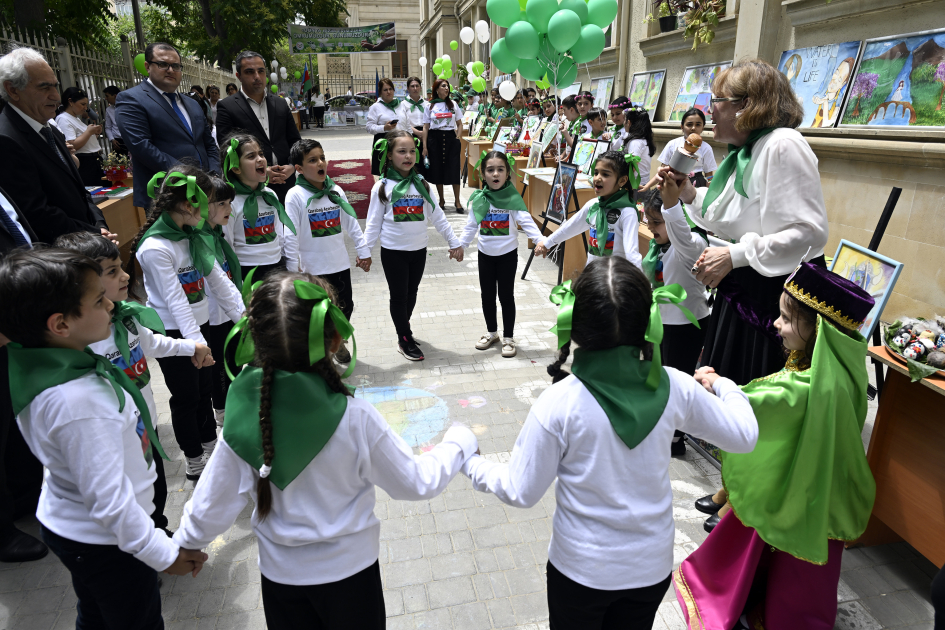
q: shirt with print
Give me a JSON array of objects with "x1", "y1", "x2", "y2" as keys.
[
  {"x1": 207, "y1": 257, "x2": 237, "y2": 326},
  {"x1": 542, "y1": 196, "x2": 642, "y2": 268},
  {"x1": 458, "y1": 202, "x2": 545, "y2": 257},
  {"x1": 284, "y1": 184, "x2": 371, "y2": 276},
  {"x1": 422, "y1": 101, "x2": 464, "y2": 132},
  {"x1": 137, "y1": 236, "x2": 244, "y2": 344},
  {"x1": 363, "y1": 178, "x2": 459, "y2": 252},
  {"x1": 652, "y1": 202, "x2": 711, "y2": 325},
  {"x1": 224, "y1": 188, "x2": 286, "y2": 266}
]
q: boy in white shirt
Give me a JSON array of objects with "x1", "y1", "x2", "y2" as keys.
[{"x1": 0, "y1": 249, "x2": 207, "y2": 629}]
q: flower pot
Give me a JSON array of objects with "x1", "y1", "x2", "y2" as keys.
[
  {"x1": 104, "y1": 167, "x2": 129, "y2": 187},
  {"x1": 659, "y1": 16, "x2": 678, "y2": 32}
]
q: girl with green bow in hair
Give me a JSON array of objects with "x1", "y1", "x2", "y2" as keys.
[
  {"x1": 220, "y1": 133, "x2": 297, "y2": 282},
  {"x1": 535, "y1": 151, "x2": 643, "y2": 268},
  {"x1": 459, "y1": 151, "x2": 544, "y2": 359},
  {"x1": 364, "y1": 130, "x2": 464, "y2": 362},
  {"x1": 129, "y1": 165, "x2": 245, "y2": 480},
  {"x1": 172, "y1": 271, "x2": 479, "y2": 630},
  {"x1": 461, "y1": 257, "x2": 758, "y2": 629},
  {"x1": 618, "y1": 106, "x2": 656, "y2": 193},
  {"x1": 0, "y1": 249, "x2": 210, "y2": 629}
]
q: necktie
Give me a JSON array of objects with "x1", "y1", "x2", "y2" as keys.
[
  {"x1": 164, "y1": 92, "x2": 193, "y2": 137},
  {"x1": 40, "y1": 126, "x2": 68, "y2": 166},
  {"x1": 0, "y1": 203, "x2": 29, "y2": 247}
]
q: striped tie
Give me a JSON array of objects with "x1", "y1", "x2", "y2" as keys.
[{"x1": 40, "y1": 126, "x2": 68, "y2": 166}]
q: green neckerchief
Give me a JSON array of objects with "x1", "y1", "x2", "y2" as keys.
[
  {"x1": 296, "y1": 174, "x2": 357, "y2": 219},
  {"x1": 384, "y1": 167, "x2": 437, "y2": 209},
  {"x1": 7, "y1": 345, "x2": 167, "y2": 461},
  {"x1": 722, "y1": 317, "x2": 876, "y2": 565},
  {"x1": 589, "y1": 129, "x2": 605, "y2": 139},
  {"x1": 379, "y1": 97, "x2": 401, "y2": 111},
  {"x1": 139, "y1": 211, "x2": 217, "y2": 277},
  {"x1": 230, "y1": 179, "x2": 297, "y2": 235},
  {"x1": 201, "y1": 222, "x2": 243, "y2": 290},
  {"x1": 586, "y1": 190, "x2": 632, "y2": 257},
  {"x1": 571, "y1": 346, "x2": 670, "y2": 450},
  {"x1": 223, "y1": 367, "x2": 347, "y2": 491},
  {"x1": 468, "y1": 180, "x2": 527, "y2": 225},
  {"x1": 112, "y1": 301, "x2": 166, "y2": 368},
  {"x1": 569, "y1": 116, "x2": 585, "y2": 136},
  {"x1": 406, "y1": 98, "x2": 425, "y2": 112},
  {"x1": 642, "y1": 240, "x2": 670, "y2": 289},
  {"x1": 516, "y1": 108, "x2": 527, "y2": 118},
  {"x1": 430, "y1": 98, "x2": 447, "y2": 105},
  {"x1": 702, "y1": 127, "x2": 775, "y2": 217}
]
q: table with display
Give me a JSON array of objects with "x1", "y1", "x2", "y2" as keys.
[{"x1": 95, "y1": 175, "x2": 146, "y2": 262}]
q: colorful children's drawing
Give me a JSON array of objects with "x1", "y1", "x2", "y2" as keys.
[
  {"x1": 829, "y1": 239, "x2": 904, "y2": 338},
  {"x1": 523, "y1": 139, "x2": 544, "y2": 185},
  {"x1": 670, "y1": 62, "x2": 733, "y2": 123},
  {"x1": 494, "y1": 126, "x2": 516, "y2": 144},
  {"x1": 546, "y1": 163, "x2": 578, "y2": 224},
  {"x1": 629, "y1": 70, "x2": 666, "y2": 122},
  {"x1": 778, "y1": 42, "x2": 863, "y2": 128},
  {"x1": 518, "y1": 115, "x2": 543, "y2": 143},
  {"x1": 324, "y1": 111, "x2": 346, "y2": 126},
  {"x1": 471, "y1": 116, "x2": 486, "y2": 138},
  {"x1": 581, "y1": 140, "x2": 611, "y2": 175},
  {"x1": 589, "y1": 76, "x2": 615, "y2": 108},
  {"x1": 570, "y1": 139, "x2": 597, "y2": 170},
  {"x1": 462, "y1": 110, "x2": 479, "y2": 127},
  {"x1": 840, "y1": 29, "x2": 945, "y2": 128}
]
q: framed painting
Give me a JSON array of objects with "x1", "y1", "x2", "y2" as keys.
[
  {"x1": 522, "y1": 139, "x2": 544, "y2": 185},
  {"x1": 670, "y1": 62, "x2": 733, "y2": 123},
  {"x1": 494, "y1": 126, "x2": 517, "y2": 144},
  {"x1": 629, "y1": 70, "x2": 666, "y2": 122},
  {"x1": 778, "y1": 42, "x2": 863, "y2": 128},
  {"x1": 589, "y1": 76, "x2": 616, "y2": 108},
  {"x1": 518, "y1": 115, "x2": 543, "y2": 143},
  {"x1": 324, "y1": 111, "x2": 346, "y2": 126},
  {"x1": 392, "y1": 80, "x2": 408, "y2": 100},
  {"x1": 462, "y1": 110, "x2": 479, "y2": 127},
  {"x1": 546, "y1": 163, "x2": 578, "y2": 224},
  {"x1": 570, "y1": 138, "x2": 598, "y2": 171},
  {"x1": 470, "y1": 116, "x2": 487, "y2": 138},
  {"x1": 839, "y1": 28, "x2": 945, "y2": 128},
  {"x1": 559, "y1": 82, "x2": 583, "y2": 102},
  {"x1": 828, "y1": 239, "x2": 904, "y2": 339},
  {"x1": 581, "y1": 140, "x2": 610, "y2": 174}
]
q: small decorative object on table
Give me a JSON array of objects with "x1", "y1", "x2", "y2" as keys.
[
  {"x1": 884, "y1": 316, "x2": 945, "y2": 380},
  {"x1": 103, "y1": 152, "x2": 132, "y2": 187},
  {"x1": 666, "y1": 132, "x2": 702, "y2": 173}
]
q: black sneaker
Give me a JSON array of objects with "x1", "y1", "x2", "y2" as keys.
[
  {"x1": 398, "y1": 335, "x2": 424, "y2": 361},
  {"x1": 671, "y1": 438, "x2": 686, "y2": 457}
]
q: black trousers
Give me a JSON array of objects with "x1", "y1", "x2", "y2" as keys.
[
  {"x1": 204, "y1": 321, "x2": 235, "y2": 412},
  {"x1": 300, "y1": 109, "x2": 310, "y2": 127},
  {"x1": 313, "y1": 107, "x2": 325, "y2": 127},
  {"x1": 547, "y1": 561, "x2": 671, "y2": 630},
  {"x1": 156, "y1": 326, "x2": 217, "y2": 459},
  {"x1": 0, "y1": 347, "x2": 43, "y2": 534},
  {"x1": 150, "y1": 428, "x2": 168, "y2": 529},
  {"x1": 479, "y1": 249, "x2": 518, "y2": 338},
  {"x1": 260, "y1": 560, "x2": 386, "y2": 630},
  {"x1": 42, "y1": 526, "x2": 163, "y2": 630},
  {"x1": 241, "y1": 260, "x2": 287, "y2": 283},
  {"x1": 77, "y1": 152, "x2": 103, "y2": 187},
  {"x1": 933, "y1": 566, "x2": 945, "y2": 630},
  {"x1": 321, "y1": 268, "x2": 354, "y2": 320},
  {"x1": 380, "y1": 247, "x2": 426, "y2": 339},
  {"x1": 662, "y1": 318, "x2": 710, "y2": 444}
]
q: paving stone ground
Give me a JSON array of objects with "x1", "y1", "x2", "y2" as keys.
[{"x1": 0, "y1": 127, "x2": 937, "y2": 629}]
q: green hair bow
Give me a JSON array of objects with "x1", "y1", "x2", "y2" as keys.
[
  {"x1": 589, "y1": 153, "x2": 642, "y2": 191},
  {"x1": 474, "y1": 150, "x2": 516, "y2": 173},
  {"x1": 548, "y1": 281, "x2": 575, "y2": 350},
  {"x1": 146, "y1": 171, "x2": 209, "y2": 228},
  {"x1": 223, "y1": 267, "x2": 264, "y2": 381},
  {"x1": 222, "y1": 137, "x2": 240, "y2": 184}
]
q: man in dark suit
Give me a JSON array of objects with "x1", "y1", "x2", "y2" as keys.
[
  {"x1": 0, "y1": 47, "x2": 111, "y2": 245},
  {"x1": 215, "y1": 51, "x2": 302, "y2": 203},
  {"x1": 116, "y1": 42, "x2": 221, "y2": 209}
]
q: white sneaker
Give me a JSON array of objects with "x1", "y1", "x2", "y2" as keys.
[
  {"x1": 214, "y1": 409, "x2": 225, "y2": 427},
  {"x1": 501, "y1": 337, "x2": 517, "y2": 358},
  {"x1": 185, "y1": 452, "x2": 210, "y2": 481},
  {"x1": 476, "y1": 332, "x2": 499, "y2": 350},
  {"x1": 202, "y1": 438, "x2": 217, "y2": 457}
]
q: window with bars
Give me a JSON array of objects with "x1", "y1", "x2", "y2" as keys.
[{"x1": 392, "y1": 40, "x2": 409, "y2": 77}]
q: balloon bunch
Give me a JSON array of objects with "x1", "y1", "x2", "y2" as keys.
[{"x1": 487, "y1": 0, "x2": 618, "y2": 89}]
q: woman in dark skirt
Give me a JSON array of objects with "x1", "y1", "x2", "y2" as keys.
[
  {"x1": 422, "y1": 79, "x2": 465, "y2": 213},
  {"x1": 366, "y1": 78, "x2": 401, "y2": 177}
]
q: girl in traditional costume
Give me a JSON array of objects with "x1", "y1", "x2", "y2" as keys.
[{"x1": 673, "y1": 262, "x2": 877, "y2": 630}]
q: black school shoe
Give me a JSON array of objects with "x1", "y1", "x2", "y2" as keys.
[
  {"x1": 695, "y1": 494, "x2": 725, "y2": 515},
  {"x1": 398, "y1": 336, "x2": 424, "y2": 361},
  {"x1": 671, "y1": 438, "x2": 686, "y2": 457},
  {"x1": 703, "y1": 512, "x2": 721, "y2": 533},
  {"x1": 0, "y1": 527, "x2": 48, "y2": 563}
]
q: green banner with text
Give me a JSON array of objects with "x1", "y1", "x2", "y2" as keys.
[{"x1": 288, "y1": 22, "x2": 396, "y2": 54}]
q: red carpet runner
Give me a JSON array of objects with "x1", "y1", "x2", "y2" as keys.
[{"x1": 328, "y1": 158, "x2": 373, "y2": 219}]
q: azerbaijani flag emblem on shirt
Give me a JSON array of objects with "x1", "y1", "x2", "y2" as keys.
[
  {"x1": 392, "y1": 197, "x2": 424, "y2": 222},
  {"x1": 244, "y1": 212, "x2": 277, "y2": 245},
  {"x1": 480, "y1": 212, "x2": 510, "y2": 236},
  {"x1": 588, "y1": 226, "x2": 615, "y2": 256},
  {"x1": 113, "y1": 339, "x2": 151, "y2": 389},
  {"x1": 134, "y1": 411, "x2": 153, "y2": 466},
  {"x1": 309, "y1": 207, "x2": 342, "y2": 237},
  {"x1": 178, "y1": 268, "x2": 206, "y2": 304}
]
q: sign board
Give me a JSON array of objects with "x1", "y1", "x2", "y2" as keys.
[{"x1": 288, "y1": 22, "x2": 396, "y2": 54}]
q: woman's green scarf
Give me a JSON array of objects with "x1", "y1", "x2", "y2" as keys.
[
  {"x1": 231, "y1": 179, "x2": 297, "y2": 235},
  {"x1": 701, "y1": 127, "x2": 775, "y2": 216},
  {"x1": 379, "y1": 97, "x2": 401, "y2": 111},
  {"x1": 139, "y1": 212, "x2": 217, "y2": 277},
  {"x1": 406, "y1": 98, "x2": 425, "y2": 113},
  {"x1": 296, "y1": 174, "x2": 357, "y2": 218},
  {"x1": 468, "y1": 180, "x2": 527, "y2": 225},
  {"x1": 586, "y1": 191, "x2": 632, "y2": 257},
  {"x1": 384, "y1": 167, "x2": 437, "y2": 209}
]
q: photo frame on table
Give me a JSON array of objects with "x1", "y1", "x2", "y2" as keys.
[
  {"x1": 778, "y1": 42, "x2": 863, "y2": 128},
  {"x1": 518, "y1": 115, "x2": 543, "y2": 143},
  {"x1": 581, "y1": 140, "x2": 611, "y2": 174},
  {"x1": 589, "y1": 76, "x2": 616, "y2": 108},
  {"x1": 628, "y1": 69, "x2": 666, "y2": 122},
  {"x1": 545, "y1": 162, "x2": 578, "y2": 225},
  {"x1": 522, "y1": 139, "x2": 545, "y2": 185},
  {"x1": 491, "y1": 119, "x2": 513, "y2": 142},
  {"x1": 828, "y1": 239, "x2": 904, "y2": 339},
  {"x1": 462, "y1": 110, "x2": 479, "y2": 127},
  {"x1": 839, "y1": 28, "x2": 945, "y2": 128},
  {"x1": 570, "y1": 138, "x2": 598, "y2": 171},
  {"x1": 494, "y1": 126, "x2": 517, "y2": 144},
  {"x1": 670, "y1": 62, "x2": 733, "y2": 123},
  {"x1": 470, "y1": 116, "x2": 487, "y2": 138}
]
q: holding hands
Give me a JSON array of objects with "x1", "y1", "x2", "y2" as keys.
[
  {"x1": 165, "y1": 548, "x2": 208, "y2": 577},
  {"x1": 692, "y1": 247, "x2": 734, "y2": 289},
  {"x1": 694, "y1": 366, "x2": 720, "y2": 394},
  {"x1": 192, "y1": 343, "x2": 214, "y2": 369},
  {"x1": 355, "y1": 257, "x2": 373, "y2": 272},
  {"x1": 449, "y1": 247, "x2": 464, "y2": 262},
  {"x1": 533, "y1": 242, "x2": 549, "y2": 258}
]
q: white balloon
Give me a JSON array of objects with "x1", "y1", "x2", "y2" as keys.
[
  {"x1": 477, "y1": 29, "x2": 491, "y2": 44},
  {"x1": 280, "y1": 68, "x2": 287, "y2": 78},
  {"x1": 271, "y1": 60, "x2": 279, "y2": 69},
  {"x1": 419, "y1": 56, "x2": 428, "y2": 67},
  {"x1": 499, "y1": 80, "x2": 516, "y2": 102},
  {"x1": 270, "y1": 72, "x2": 278, "y2": 83},
  {"x1": 442, "y1": 53, "x2": 451, "y2": 63},
  {"x1": 466, "y1": 62, "x2": 475, "y2": 74},
  {"x1": 476, "y1": 20, "x2": 490, "y2": 36},
  {"x1": 460, "y1": 26, "x2": 475, "y2": 45}
]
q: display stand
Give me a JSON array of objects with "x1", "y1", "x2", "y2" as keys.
[{"x1": 865, "y1": 187, "x2": 902, "y2": 399}]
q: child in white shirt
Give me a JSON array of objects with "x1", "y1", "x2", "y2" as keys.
[
  {"x1": 657, "y1": 107, "x2": 717, "y2": 187},
  {"x1": 622, "y1": 106, "x2": 656, "y2": 195}
]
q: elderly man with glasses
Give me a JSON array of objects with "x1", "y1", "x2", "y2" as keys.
[{"x1": 116, "y1": 42, "x2": 221, "y2": 209}]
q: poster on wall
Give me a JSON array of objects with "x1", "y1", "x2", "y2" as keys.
[
  {"x1": 288, "y1": 22, "x2": 396, "y2": 54},
  {"x1": 392, "y1": 79, "x2": 408, "y2": 100},
  {"x1": 558, "y1": 82, "x2": 583, "y2": 102},
  {"x1": 778, "y1": 42, "x2": 863, "y2": 128},
  {"x1": 669, "y1": 62, "x2": 732, "y2": 123},
  {"x1": 589, "y1": 76, "x2": 615, "y2": 107},
  {"x1": 628, "y1": 70, "x2": 666, "y2": 122},
  {"x1": 324, "y1": 111, "x2": 347, "y2": 126},
  {"x1": 840, "y1": 28, "x2": 945, "y2": 128}
]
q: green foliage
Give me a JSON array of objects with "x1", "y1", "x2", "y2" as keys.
[
  {"x1": 0, "y1": 0, "x2": 115, "y2": 51},
  {"x1": 841, "y1": 57, "x2": 905, "y2": 125},
  {"x1": 105, "y1": 5, "x2": 178, "y2": 56},
  {"x1": 911, "y1": 62, "x2": 937, "y2": 83},
  {"x1": 657, "y1": 1, "x2": 672, "y2": 17},
  {"x1": 683, "y1": 0, "x2": 723, "y2": 50}
]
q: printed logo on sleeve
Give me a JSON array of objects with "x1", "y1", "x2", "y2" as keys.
[
  {"x1": 105, "y1": 337, "x2": 151, "y2": 389},
  {"x1": 480, "y1": 212, "x2": 510, "y2": 236},
  {"x1": 177, "y1": 265, "x2": 205, "y2": 304},
  {"x1": 588, "y1": 226, "x2": 615, "y2": 256},
  {"x1": 392, "y1": 197, "x2": 425, "y2": 222},
  {"x1": 243, "y1": 209, "x2": 277, "y2": 245},
  {"x1": 134, "y1": 410, "x2": 154, "y2": 467},
  {"x1": 221, "y1": 260, "x2": 233, "y2": 282},
  {"x1": 309, "y1": 206, "x2": 342, "y2": 237}
]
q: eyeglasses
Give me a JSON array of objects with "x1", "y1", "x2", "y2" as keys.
[
  {"x1": 150, "y1": 61, "x2": 183, "y2": 72},
  {"x1": 710, "y1": 96, "x2": 743, "y2": 104}
]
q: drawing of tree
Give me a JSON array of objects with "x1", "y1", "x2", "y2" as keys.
[
  {"x1": 850, "y1": 72, "x2": 878, "y2": 117},
  {"x1": 936, "y1": 62, "x2": 945, "y2": 111}
]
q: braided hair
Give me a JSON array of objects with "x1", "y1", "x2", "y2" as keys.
[
  {"x1": 624, "y1": 106, "x2": 656, "y2": 157},
  {"x1": 547, "y1": 257, "x2": 653, "y2": 382},
  {"x1": 593, "y1": 150, "x2": 636, "y2": 193},
  {"x1": 248, "y1": 271, "x2": 352, "y2": 520},
  {"x1": 376, "y1": 129, "x2": 430, "y2": 204}
]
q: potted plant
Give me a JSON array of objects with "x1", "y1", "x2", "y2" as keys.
[
  {"x1": 684, "y1": 0, "x2": 726, "y2": 50},
  {"x1": 102, "y1": 151, "x2": 131, "y2": 187},
  {"x1": 657, "y1": 0, "x2": 677, "y2": 32}
]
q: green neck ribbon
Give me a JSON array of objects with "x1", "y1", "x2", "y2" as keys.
[
  {"x1": 201, "y1": 222, "x2": 243, "y2": 291},
  {"x1": 296, "y1": 174, "x2": 357, "y2": 218},
  {"x1": 138, "y1": 211, "x2": 217, "y2": 277},
  {"x1": 146, "y1": 171, "x2": 209, "y2": 230},
  {"x1": 468, "y1": 180, "x2": 527, "y2": 225},
  {"x1": 230, "y1": 179, "x2": 297, "y2": 235},
  {"x1": 223, "y1": 367, "x2": 348, "y2": 490},
  {"x1": 430, "y1": 98, "x2": 447, "y2": 105},
  {"x1": 571, "y1": 346, "x2": 670, "y2": 450},
  {"x1": 384, "y1": 166, "x2": 437, "y2": 209},
  {"x1": 642, "y1": 240, "x2": 670, "y2": 289},
  {"x1": 722, "y1": 317, "x2": 876, "y2": 565},
  {"x1": 586, "y1": 191, "x2": 633, "y2": 257},
  {"x1": 112, "y1": 301, "x2": 166, "y2": 367},
  {"x1": 406, "y1": 98, "x2": 425, "y2": 112},
  {"x1": 701, "y1": 127, "x2": 775, "y2": 216},
  {"x1": 380, "y1": 97, "x2": 401, "y2": 111},
  {"x1": 7, "y1": 345, "x2": 167, "y2": 461}
]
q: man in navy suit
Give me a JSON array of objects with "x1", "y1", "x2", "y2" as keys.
[{"x1": 116, "y1": 43, "x2": 221, "y2": 209}]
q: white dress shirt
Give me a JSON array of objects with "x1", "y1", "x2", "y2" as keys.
[
  {"x1": 366, "y1": 101, "x2": 400, "y2": 135},
  {"x1": 105, "y1": 105, "x2": 121, "y2": 141},
  {"x1": 148, "y1": 79, "x2": 192, "y2": 131},
  {"x1": 240, "y1": 87, "x2": 270, "y2": 141}
]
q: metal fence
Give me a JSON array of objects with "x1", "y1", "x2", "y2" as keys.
[{"x1": 316, "y1": 76, "x2": 381, "y2": 99}]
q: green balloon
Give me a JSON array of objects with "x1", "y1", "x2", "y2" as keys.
[
  {"x1": 472, "y1": 76, "x2": 488, "y2": 92},
  {"x1": 271, "y1": 85, "x2": 279, "y2": 93},
  {"x1": 570, "y1": 24, "x2": 606, "y2": 64},
  {"x1": 518, "y1": 0, "x2": 527, "y2": 9},
  {"x1": 506, "y1": 20, "x2": 540, "y2": 59},
  {"x1": 558, "y1": 0, "x2": 589, "y2": 24},
  {"x1": 518, "y1": 57, "x2": 545, "y2": 82},
  {"x1": 444, "y1": 68, "x2": 453, "y2": 78},
  {"x1": 487, "y1": 0, "x2": 523, "y2": 28},
  {"x1": 526, "y1": 0, "x2": 558, "y2": 33},
  {"x1": 490, "y1": 38, "x2": 520, "y2": 74},
  {"x1": 432, "y1": 63, "x2": 443, "y2": 74},
  {"x1": 435, "y1": 57, "x2": 443, "y2": 65},
  {"x1": 547, "y1": 10, "x2": 582, "y2": 52},
  {"x1": 134, "y1": 53, "x2": 147, "y2": 76},
  {"x1": 550, "y1": 56, "x2": 577, "y2": 88},
  {"x1": 586, "y1": 0, "x2": 618, "y2": 28},
  {"x1": 472, "y1": 61, "x2": 485, "y2": 77},
  {"x1": 450, "y1": 40, "x2": 459, "y2": 50},
  {"x1": 294, "y1": 71, "x2": 302, "y2": 79}
]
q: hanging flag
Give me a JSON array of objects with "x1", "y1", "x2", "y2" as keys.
[
  {"x1": 375, "y1": 68, "x2": 380, "y2": 98},
  {"x1": 302, "y1": 63, "x2": 313, "y2": 93}
]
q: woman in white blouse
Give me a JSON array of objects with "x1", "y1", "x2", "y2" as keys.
[
  {"x1": 398, "y1": 77, "x2": 428, "y2": 177},
  {"x1": 366, "y1": 78, "x2": 401, "y2": 177},
  {"x1": 55, "y1": 87, "x2": 104, "y2": 186},
  {"x1": 421, "y1": 79, "x2": 465, "y2": 213}
]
